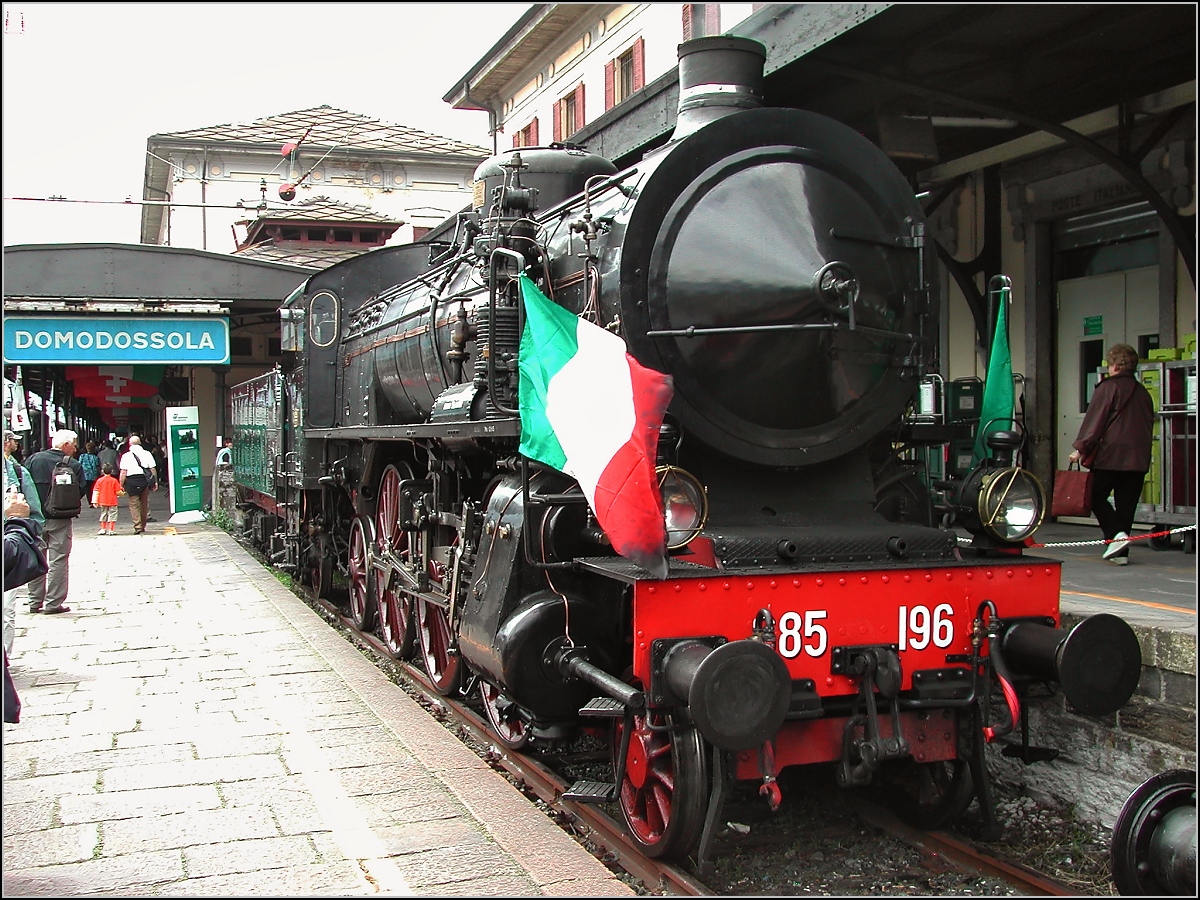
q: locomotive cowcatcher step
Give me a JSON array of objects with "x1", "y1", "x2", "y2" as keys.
[
  {"x1": 562, "y1": 780, "x2": 616, "y2": 803},
  {"x1": 579, "y1": 697, "x2": 625, "y2": 717}
]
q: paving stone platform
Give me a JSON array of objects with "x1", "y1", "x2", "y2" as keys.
[{"x1": 3, "y1": 491, "x2": 634, "y2": 897}]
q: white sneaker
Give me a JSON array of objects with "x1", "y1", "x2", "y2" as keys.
[
  {"x1": 1102, "y1": 532, "x2": 1130, "y2": 559},
  {"x1": 1110, "y1": 554, "x2": 1129, "y2": 566}
]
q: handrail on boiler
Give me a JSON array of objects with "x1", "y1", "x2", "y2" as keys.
[{"x1": 486, "y1": 248, "x2": 525, "y2": 417}]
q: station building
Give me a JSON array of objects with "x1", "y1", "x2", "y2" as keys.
[{"x1": 3, "y1": 106, "x2": 489, "y2": 501}]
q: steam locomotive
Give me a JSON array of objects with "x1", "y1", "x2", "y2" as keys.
[{"x1": 230, "y1": 36, "x2": 1143, "y2": 863}]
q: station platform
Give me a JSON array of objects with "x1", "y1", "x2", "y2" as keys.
[
  {"x1": 2, "y1": 488, "x2": 634, "y2": 898},
  {"x1": 3, "y1": 491, "x2": 1195, "y2": 896}
]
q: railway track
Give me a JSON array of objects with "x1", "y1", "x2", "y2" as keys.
[{"x1": 278, "y1": 570, "x2": 1089, "y2": 897}]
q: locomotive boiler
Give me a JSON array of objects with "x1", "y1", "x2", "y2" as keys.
[{"x1": 231, "y1": 36, "x2": 1144, "y2": 863}]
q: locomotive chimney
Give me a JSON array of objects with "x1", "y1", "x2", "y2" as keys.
[{"x1": 672, "y1": 36, "x2": 766, "y2": 141}]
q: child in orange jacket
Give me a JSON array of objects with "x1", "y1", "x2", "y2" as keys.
[{"x1": 91, "y1": 463, "x2": 122, "y2": 535}]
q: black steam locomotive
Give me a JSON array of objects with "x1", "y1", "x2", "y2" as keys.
[{"x1": 230, "y1": 37, "x2": 1143, "y2": 862}]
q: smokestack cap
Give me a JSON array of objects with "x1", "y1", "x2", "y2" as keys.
[{"x1": 677, "y1": 36, "x2": 766, "y2": 102}]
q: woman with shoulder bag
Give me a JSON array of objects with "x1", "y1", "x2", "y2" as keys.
[{"x1": 1069, "y1": 343, "x2": 1155, "y2": 565}]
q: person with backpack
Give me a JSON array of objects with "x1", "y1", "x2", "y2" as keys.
[{"x1": 24, "y1": 429, "x2": 85, "y2": 615}]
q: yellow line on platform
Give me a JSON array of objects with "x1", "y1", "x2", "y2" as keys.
[{"x1": 1062, "y1": 591, "x2": 1194, "y2": 615}]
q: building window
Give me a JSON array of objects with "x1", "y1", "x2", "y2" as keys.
[
  {"x1": 359, "y1": 230, "x2": 380, "y2": 244},
  {"x1": 605, "y1": 38, "x2": 645, "y2": 110},
  {"x1": 513, "y1": 118, "x2": 540, "y2": 148},
  {"x1": 553, "y1": 84, "x2": 585, "y2": 142},
  {"x1": 308, "y1": 228, "x2": 329, "y2": 242},
  {"x1": 682, "y1": 4, "x2": 721, "y2": 39}
]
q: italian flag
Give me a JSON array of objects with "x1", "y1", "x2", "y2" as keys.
[{"x1": 517, "y1": 274, "x2": 674, "y2": 578}]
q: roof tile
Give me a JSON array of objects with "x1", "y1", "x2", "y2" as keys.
[{"x1": 154, "y1": 105, "x2": 489, "y2": 158}]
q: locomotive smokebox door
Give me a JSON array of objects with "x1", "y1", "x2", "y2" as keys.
[{"x1": 618, "y1": 106, "x2": 931, "y2": 469}]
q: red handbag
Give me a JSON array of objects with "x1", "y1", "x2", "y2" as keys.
[{"x1": 1051, "y1": 462, "x2": 1093, "y2": 518}]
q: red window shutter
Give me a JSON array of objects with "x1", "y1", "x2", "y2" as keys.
[
  {"x1": 632, "y1": 38, "x2": 645, "y2": 92},
  {"x1": 682, "y1": 4, "x2": 693, "y2": 40},
  {"x1": 705, "y1": 4, "x2": 720, "y2": 35},
  {"x1": 530, "y1": 117, "x2": 539, "y2": 146},
  {"x1": 604, "y1": 59, "x2": 615, "y2": 110},
  {"x1": 573, "y1": 83, "x2": 585, "y2": 132},
  {"x1": 512, "y1": 129, "x2": 521, "y2": 149},
  {"x1": 552, "y1": 99, "x2": 562, "y2": 142}
]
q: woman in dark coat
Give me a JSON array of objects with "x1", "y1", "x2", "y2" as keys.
[{"x1": 1069, "y1": 343, "x2": 1155, "y2": 565}]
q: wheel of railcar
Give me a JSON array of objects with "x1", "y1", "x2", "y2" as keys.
[
  {"x1": 876, "y1": 758, "x2": 976, "y2": 829},
  {"x1": 613, "y1": 707, "x2": 709, "y2": 859},
  {"x1": 479, "y1": 680, "x2": 530, "y2": 750},
  {"x1": 306, "y1": 534, "x2": 334, "y2": 600},
  {"x1": 416, "y1": 597, "x2": 461, "y2": 696},
  {"x1": 347, "y1": 517, "x2": 377, "y2": 632},
  {"x1": 374, "y1": 465, "x2": 415, "y2": 659}
]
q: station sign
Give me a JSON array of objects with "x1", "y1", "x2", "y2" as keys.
[{"x1": 2, "y1": 316, "x2": 230, "y2": 365}]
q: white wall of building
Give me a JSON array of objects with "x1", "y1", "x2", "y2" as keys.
[
  {"x1": 499, "y1": 3, "x2": 755, "y2": 147},
  {"x1": 150, "y1": 148, "x2": 484, "y2": 253}
]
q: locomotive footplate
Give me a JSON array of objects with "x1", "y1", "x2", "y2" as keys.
[{"x1": 834, "y1": 645, "x2": 910, "y2": 787}]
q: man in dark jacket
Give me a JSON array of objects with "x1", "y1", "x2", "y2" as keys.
[
  {"x1": 1069, "y1": 343, "x2": 1155, "y2": 565},
  {"x1": 24, "y1": 429, "x2": 85, "y2": 613}
]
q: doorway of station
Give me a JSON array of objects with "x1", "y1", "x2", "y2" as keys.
[{"x1": 1053, "y1": 203, "x2": 1161, "y2": 464}]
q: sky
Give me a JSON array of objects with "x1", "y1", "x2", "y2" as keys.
[{"x1": 1, "y1": 2, "x2": 530, "y2": 247}]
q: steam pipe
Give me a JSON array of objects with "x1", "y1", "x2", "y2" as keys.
[{"x1": 556, "y1": 646, "x2": 645, "y2": 709}]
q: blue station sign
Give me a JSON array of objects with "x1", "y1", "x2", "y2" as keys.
[{"x1": 3, "y1": 316, "x2": 230, "y2": 365}]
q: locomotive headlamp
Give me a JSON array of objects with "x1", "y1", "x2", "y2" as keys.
[
  {"x1": 958, "y1": 465, "x2": 1046, "y2": 543},
  {"x1": 657, "y1": 466, "x2": 707, "y2": 549}
]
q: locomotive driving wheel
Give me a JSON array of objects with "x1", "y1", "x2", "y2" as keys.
[
  {"x1": 479, "y1": 680, "x2": 530, "y2": 750},
  {"x1": 874, "y1": 758, "x2": 976, "y2": 830},
  {"x1": 417, "y1": 597, "x2": 462, "y2": 696},
  {"x1": 613, "y1": 706, "x2": 709, "y2": 859},
  {"x1": 347, "y1": 517, "x2": 377, "y2": 632},
  {"x1": 375, "y1": 465, "x2": 415, "y2": 659},
  {"x1": 307, "y1": 534, "x2": 334, "y2": 601}
]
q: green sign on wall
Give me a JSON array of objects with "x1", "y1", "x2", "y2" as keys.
[{"x1": 1083, "y1": 315, "x2": 1103, "y2": 336}]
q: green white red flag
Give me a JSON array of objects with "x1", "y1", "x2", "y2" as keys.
[
  {"x1": 971, "y1": 282, "x2": 1015, "y2": 467},
  {"x1": 10, "y1": 367, "x2": 31, "y2": 433},
  {"x1": 517, "y1": 274, "x2": 674, "y2": 578}
]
